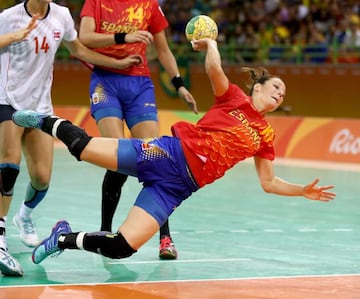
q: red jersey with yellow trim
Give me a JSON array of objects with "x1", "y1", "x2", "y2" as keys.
[
  {"x1": 171, "y1": 83, "x2": 275, "y2": 188},
  {"x1": 80, "y1": 0, "x2": 168, "y2": 76}
]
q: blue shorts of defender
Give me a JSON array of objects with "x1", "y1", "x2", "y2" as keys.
[
  {"x1": 117, "y1": 136, "x2": 199, "y2": 226},
  {"x1": 89, "y1": 68, "x2": 158, "y2": 129}
]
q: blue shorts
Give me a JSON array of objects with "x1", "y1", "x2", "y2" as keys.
[
  {"x1": 117, "y1": 137, "x2": 199, "y2": 226},
  {"x1": 89, "y1": 68, "x2": 158, "y2": 129}
]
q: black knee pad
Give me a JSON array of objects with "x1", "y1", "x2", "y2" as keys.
[
  {"x1": 67, "y1": 130, "x2": 92, "y2": 161},
  {"x1": 84, "y1": 231, "x2": 137, "y2": 259},
  {"x1": 0, "y1": 165, "x2": 19, "y2": 196},
  {"x1": 53, "y1": 120, "x2": 92, "y2": 161}
]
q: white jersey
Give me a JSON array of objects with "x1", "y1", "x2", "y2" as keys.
[{"x1": 0, "y1": 2, "x2": 77, "y2": 113}]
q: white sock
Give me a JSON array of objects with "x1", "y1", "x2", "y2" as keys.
[
  {"x1": 18, "y1": 203, "x2": 33, "y2": 219},
  {"x1": 0, "y1": 219, "x2": 7, "y2": 251}
]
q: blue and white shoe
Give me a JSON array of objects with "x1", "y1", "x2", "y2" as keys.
[
  {"x1": 0, "y1": 248, "x2": 24, "y2": 276},
  {"x1": 12, "y1": 109, "x2": 48, "y2": 129},
  {"x1": 32, "y1": 220, "x2": 72, "y2": 264},
  {"x1": 13, "y1": 212, "x2": 39, "y2": 248}
]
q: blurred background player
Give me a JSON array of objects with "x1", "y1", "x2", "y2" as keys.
[
  {"x1": 0, "y1": 0, "x2": 143, "y2": 276},
  {"x1": 78, "y1": 0, "x2": 198, "y2": 259}
]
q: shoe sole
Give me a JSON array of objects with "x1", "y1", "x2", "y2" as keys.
[
  {"x1": 12, "y1": 110, "x2": 44, "y2": 128},
  {"x1": 159, "y1": 251, "x2": 178, "y2": 260}
]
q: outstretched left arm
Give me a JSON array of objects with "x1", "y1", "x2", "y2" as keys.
[{"x1": 254, "y1": 156, "x2": 336, "y2": 202}]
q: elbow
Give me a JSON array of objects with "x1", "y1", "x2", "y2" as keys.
[
  {"x1": 78, "y1": 37, "x2": 92, "y2": 48},
  {"x1": 260, "y1": 182, "x2": 273, "y2": 194},
  {"x1": 78, "y1": 32, "x2": 93, "y2": 47}
]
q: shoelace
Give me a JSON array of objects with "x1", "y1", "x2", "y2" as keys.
[
  {"x1": 160, "y1": 237, "x2": 174, "y2": 249},
  {"x1": 0, "y1": 252, "x2": 16, "y2": 267},
  {"x1": 21, "y1": 218, "x2": 36, "y2": 234},
  {"x1": 44, "y1": 226, "x2": 66, "y2": 258}
]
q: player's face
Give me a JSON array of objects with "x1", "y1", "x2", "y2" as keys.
[{"x1": 259, "y1": 78, "x2": 286, "y2": 112}]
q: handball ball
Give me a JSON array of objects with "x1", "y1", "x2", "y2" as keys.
[{"x1": 185, "y1": 15, "x2": 218, "y2": 42}]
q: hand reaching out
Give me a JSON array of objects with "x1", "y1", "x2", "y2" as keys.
[
  {"x1": 303, "y1": 178, "x2": 336, "y2": 202},
  {"x1": 178, "y1": 87, "x2": 198, "y2": 114},
  {"x1": 13, "y1": 14, "x2": 39, "y2": 42}
]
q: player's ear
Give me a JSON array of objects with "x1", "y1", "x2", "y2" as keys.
[{"x1": 253, "y1": 83, "x2": 261, "y2": 94}]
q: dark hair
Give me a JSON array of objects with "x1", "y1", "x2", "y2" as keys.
[{"x1": 241, "y1": 67, "x2": 278, "y2": 95}]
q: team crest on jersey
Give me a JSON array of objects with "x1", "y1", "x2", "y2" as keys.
[
  {"x1": 91, "y1": 85, "x2": 106, "y2": 104},
  {"x1": 53, "y1": 30, "x2": 61, "y2": 40},
  {"x1": 141, "y1": 138, "x2": 155, "y2": 150}
]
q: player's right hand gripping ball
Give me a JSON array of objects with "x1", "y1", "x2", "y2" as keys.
[{"x1": 185, "y1": 15, "x2": 218, "y2": 42}]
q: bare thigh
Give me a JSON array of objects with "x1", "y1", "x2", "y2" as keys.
[
  {"x1": 118, "y1": 206, "x2": 160, "y2": 250},
  {"x1": 0, "y1": 120, "x2": 23, "y2": 163},
  {"x1": 80, "y1": 137, "x2": 119, "y2": 171},
  {"x1": 97, "y1": 117, "x2": 126, "y2": 138},
  {"x1": 130, "y1": 120, "x2": 159, "y2": 138},
  {"x1": 97, "y1": 117, "x2": 159, "y2": 139}
]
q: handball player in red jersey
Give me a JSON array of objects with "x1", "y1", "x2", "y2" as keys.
[
  {"x1": 13, "y1": 37, "x2": 335, "y2": 265},
  {"x1": 78, "y1": 0, "x2": 198, "y2": 260}
]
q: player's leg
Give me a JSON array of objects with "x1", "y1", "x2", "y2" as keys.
[
  {"x1": 89, "y1": 71, "x2": 129, "y2": 233},
  {"x1": 96, "y1": 117, "x2": 128, "y2": 232},
  {"x1": 13, "y1": 128, "x2": 53, "y2": 247},
  {"x1": 31, "y1": 141, "x2": 163, "y2": 263},
  {"x1": 131, "y1": 121, "x2": 178, "y2": 259},
  {"x1": 0, "y1": 106, "x2": 24, "y2": 276},
  {"x1": 31, "y1": 205, "x2": 160, "y2": 264},
  {"x1": 12, "y1": 110, "x2": 119, "y2": 171},
  {"x1": 127, "y1": 79, "x2": 178, "y2": 260}
]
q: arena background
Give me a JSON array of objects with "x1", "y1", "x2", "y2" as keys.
[{"x1": 1, "y1": 1, "x2": 360, "y2": 298}]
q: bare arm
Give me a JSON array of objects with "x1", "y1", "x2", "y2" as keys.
[
  {"x1": 79, "y1": 16, "x2": 153, "y2": 48},
  {"x1": 253, "y1": 156, "x2": 336, "y2": 202},
  {"x1": 191, "y1": 38, "x2": 228, "y2": 97},
  {"x1": 154, "y1": 31, "x2": 198, "y2": 114},
  {"x1": 0, "y1": 14, "x2": 38, "y2": 48},
  {"x1": 63, "y1": 38, "x2": 143, "y2": 70}
]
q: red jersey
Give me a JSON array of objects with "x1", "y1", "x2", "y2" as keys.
[
  {"x1": 80, "y1": 0, "x2": 168, "y2": 76},
  {"x1": 171, "y1": 83, "x2": 275, "y2": 188}
]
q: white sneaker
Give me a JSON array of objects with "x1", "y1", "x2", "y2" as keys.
[
  {"x1": 0, "y1": 235, "x2": 7, "y2": 252},
  {"x1": 13, "y1": 213, "x2": 39, "y2": 247},
  {"x1": 0, "y1": 248, "x2": 24, "y2": 276}
]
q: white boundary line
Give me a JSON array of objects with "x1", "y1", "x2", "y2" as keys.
[{"x1": 1, "y1": 273, "x2": 360, "y2": 289}]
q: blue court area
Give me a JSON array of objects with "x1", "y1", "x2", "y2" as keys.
[{"x1": 1, "y1": 147, "x2": 359, "y2": 286}]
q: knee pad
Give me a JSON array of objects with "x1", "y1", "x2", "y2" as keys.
[
  {"x1": 67, "y1": 130, "x2": 92, "y2": 161},
  {"x1": 84, "y1": 231, "x2": 137, "y2": 259},
  {"x1": 0, "y1": 164, "x2": 20, "y2": 196},
  {"x1": 54, "y1": 121, "x2": 92, "y2": 161}
]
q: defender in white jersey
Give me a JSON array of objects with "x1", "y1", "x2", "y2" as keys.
[{"x1": 0, "y1": 0, "x2": 143, "y2": 277}]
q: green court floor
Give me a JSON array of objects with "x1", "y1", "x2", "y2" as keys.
[{"x1": 1, "y1": 147, "x2": 359, "y2": 286}]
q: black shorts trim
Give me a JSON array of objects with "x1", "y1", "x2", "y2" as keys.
[{"x1": 0, "y1": 105, "x2": 15, "y2": 122}]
